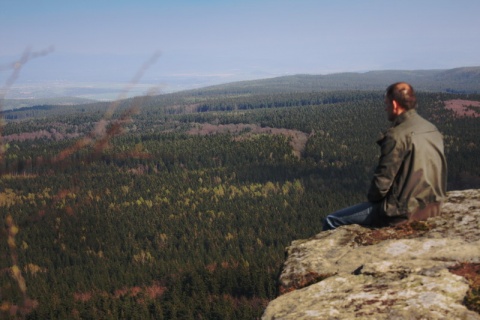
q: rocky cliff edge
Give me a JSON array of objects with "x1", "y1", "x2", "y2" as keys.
[{"x1": 262, "y1": 189, "x2": 480, "y2": 319}]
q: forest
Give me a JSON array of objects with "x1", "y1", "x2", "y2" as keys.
[{"x1": 1, "y1": 75, "x2": 480, "y2": 319}]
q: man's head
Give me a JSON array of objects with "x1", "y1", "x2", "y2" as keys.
[{"x1": 384, "y1": 82, "x2": 417, "y2": 121}]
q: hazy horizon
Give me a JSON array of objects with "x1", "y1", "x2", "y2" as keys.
[{"x1": 2, "y1": 0, "x2": 480, "y2": 99}]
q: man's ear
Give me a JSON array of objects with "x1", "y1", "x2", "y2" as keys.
[
  {"x1": 392, "y1": 100, "x2": 404, "y2": 115},
  {"x1": 392, "y1": 100, "x2": 399, "y2": 111}
]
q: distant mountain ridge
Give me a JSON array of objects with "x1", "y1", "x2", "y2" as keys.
[
  {"x1": 189, "y1": 66, "x2": 480, "y2": 95},
  {"x1": 2, "y1": 67, "x2": 479, "y2": 111},
  {"x1": 1, "y1": 97, "x2": 97, "y2": 111}
]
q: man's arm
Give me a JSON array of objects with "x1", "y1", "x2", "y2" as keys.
[{"x1": 367, "y1": 134, "x2": 406, "y2": 202}]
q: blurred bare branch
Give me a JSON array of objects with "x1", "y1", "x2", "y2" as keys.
[
  {"x1": 0, "y1": 46, "x2": 55, "y2": 104},
  {"x1": 0, "y1": 46, "x2": 55, "y2": 176},
  {"x1": 0, "y1": 48, "x2": 161, "y2": 318},
  {"x1": 54, "y1": 51, "x2": 161, "y2": 163}
]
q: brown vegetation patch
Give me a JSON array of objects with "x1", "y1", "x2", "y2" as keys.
[
  {"x1": 353, "y1": 221, "x2": 433, "y2": 246},
  {"x1": 74, "y1": 283, "x2": 166, "y2": 303},
  {"x1": 444, "y1": 99, "x2": 480, "y2": 118},
  {"x1": 143, "y1": 284, "x2": 167, "y2": 299},
  {"x1": 113, "y1": 283, "x2": 166, "y2": 299},
  {"x1": 73, "y1": 292, "x2": 93, "y2": 302},
  {"x1": 449, "y1": 263, "x2": 480, "y2": 313},
  {"x1": 3, "y1": 130, "x2": 81, "y2": 142},
  {"x1": 278, "y1": 272, "x2": 334, "y2": 295},
  {"x1": 187, "y1": 123, "x2": 309, "y2": 158}
]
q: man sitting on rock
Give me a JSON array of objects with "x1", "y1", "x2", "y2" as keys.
[{"x1": 322, "y1": 82, "x2": 447, "y2": 230}]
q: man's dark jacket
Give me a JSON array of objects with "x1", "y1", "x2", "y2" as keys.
[{"x1": 367, "y1": 109, "x2": 447, "y2": 223}]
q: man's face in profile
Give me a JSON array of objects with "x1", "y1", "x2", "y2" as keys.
[{"x1": 384, "y1": 98, "x2": 395, "y2": 122}]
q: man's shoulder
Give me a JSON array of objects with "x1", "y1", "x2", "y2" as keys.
[
  {"x1": 410, "y1": 113, "x2": 439, "y2": 132},
  {"x1": 397, "y1": 111, "x2": 438, "y2": 132}
]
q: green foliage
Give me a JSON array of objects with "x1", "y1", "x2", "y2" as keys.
[{"x1": 1, "y1": 87, "x2": 479, "y2": 319}]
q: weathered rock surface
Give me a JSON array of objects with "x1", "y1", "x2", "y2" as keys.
[{"x1": 262, "y1": 189, "x2": 480, "y2": 319}]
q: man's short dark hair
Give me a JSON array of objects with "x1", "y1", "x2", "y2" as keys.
[{"x1": 385, "y1": 82, "x2": 417, "y2": 110}]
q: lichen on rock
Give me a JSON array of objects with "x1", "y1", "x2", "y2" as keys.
[{"x1": 262, "y1": 189, "x2": 480, "y2": 319}]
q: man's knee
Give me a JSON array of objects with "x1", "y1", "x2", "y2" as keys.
[{"x1": 322, "y1": 215, "x2": 336, "y2": 231}]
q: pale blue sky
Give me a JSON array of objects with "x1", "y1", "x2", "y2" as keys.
[{"x1": 1, "y1": 0, "x2": 480, "y2": 90}]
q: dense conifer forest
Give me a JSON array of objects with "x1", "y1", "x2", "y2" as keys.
[{"x1": 1, "y1": 72, "x2": 479, "y2": 318}]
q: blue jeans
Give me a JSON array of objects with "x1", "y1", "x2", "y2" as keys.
[{"x1": 322, "y1": 202, "x2": 383, "y2": 231}]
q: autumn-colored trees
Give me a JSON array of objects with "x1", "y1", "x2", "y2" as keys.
[{"x1": 1, "y1": 89, "x2": 479, "y2": 318}]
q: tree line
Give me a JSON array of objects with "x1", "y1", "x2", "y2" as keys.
[{"x1": 1, "y1": 89, "x2": 479, "y2": 319}]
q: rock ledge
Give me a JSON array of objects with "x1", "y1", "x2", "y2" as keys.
[{"x1": 262, "y1": 189, "x2": 480, "y2": 319}]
